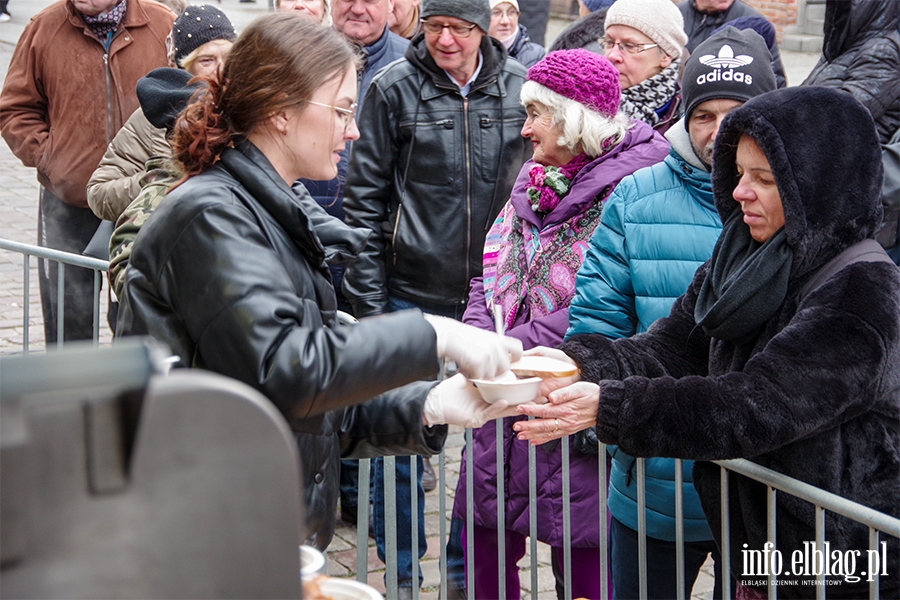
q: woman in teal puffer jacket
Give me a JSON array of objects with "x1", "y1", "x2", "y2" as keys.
[{"x1": 566, "y1": 117, "x2": 722, "y2": 599}]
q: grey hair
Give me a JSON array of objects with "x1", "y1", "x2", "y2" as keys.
[{"x1": 520, "y1": 79, "x2": 630, "y2": 158}]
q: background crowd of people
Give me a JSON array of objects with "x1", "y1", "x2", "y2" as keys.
[{"x1": 1, "y1": 0, "x2": 898, "y2": 598}]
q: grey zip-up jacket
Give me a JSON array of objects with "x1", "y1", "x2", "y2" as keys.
[{"x1": 342, "y1": 33, "x2": 531, "y2": 316}]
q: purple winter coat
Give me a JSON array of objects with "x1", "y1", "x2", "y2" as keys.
[{"x1": 452, "y1": 121, "x2": 669, "y2": 547}]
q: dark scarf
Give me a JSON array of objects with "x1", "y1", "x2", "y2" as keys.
[
  {"x1": 81, "y1": 0, "x2": 127, "y2": 40},
  {"x1": 619, "y1": 61, "x2": 679, "y2": 128},
  {"x1": 694, "y1": 210, "x2": 793, "y2": 344}
]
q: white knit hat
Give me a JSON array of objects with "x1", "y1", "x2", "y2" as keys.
[
  {"x1": 490, "y1": 0, "x2": 519, "y2": 11},
  {"x1": 604, "y1": 0, "x2": 687, "y2": 59}
]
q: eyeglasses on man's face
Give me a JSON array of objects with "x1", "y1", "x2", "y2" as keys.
[
  {"x1": 308, "y1": 101, "x2": 358, "y2": 130},
  {"x1": 420, "y1": 19, "x2": 478, "y2": 38},
  {"x1": 601, "y1": 39, "x2": 660, "y2": 55}
]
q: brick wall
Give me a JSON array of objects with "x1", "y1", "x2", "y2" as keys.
[{"x1": 745, "y1": 0, "x2": 800, "y2": 42}]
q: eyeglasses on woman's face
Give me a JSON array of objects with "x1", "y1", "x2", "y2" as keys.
[
  {"x1": 308, "y1": 101, "x2": 358, "y2": 130},
  {"x1": 420, "y1": 19, "x2": 478, "y2": 38},
  {"x1": 601, "y1": 38, "x2": 659, "y2": 55}
]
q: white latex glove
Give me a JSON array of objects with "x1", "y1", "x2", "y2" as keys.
[
  {"x1": 423, "y1": 374, "x2": 522, "y2": 428},
  {"x1": 424, "y1": 314, "x2": 523, "y2": 381}
]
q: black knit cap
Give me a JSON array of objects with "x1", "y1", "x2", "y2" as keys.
[
  {"x1": 420, "y1": 0, "x2": 491, "y2": 33},
  {"x1": 681, "y1": 26, "x2": 777, "y2": 123},
  {"x1": 171, "y1": 4, "x2": 236, "y2": 66},
  {"x1": 137, "y1": 67, "x2": 202, "y2": 132}
]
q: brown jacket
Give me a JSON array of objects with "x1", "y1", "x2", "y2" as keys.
[{"x1": 0, "y1": 0, "x2": 174, "y2": 208}]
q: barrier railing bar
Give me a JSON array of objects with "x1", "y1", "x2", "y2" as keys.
[
  {"x1": 439, "y1": 449, "x2": 447, "y2": 600},
  {"x1": 562, "y1": 435, "x2": 572, "y2": 600},
  {"x1": 815, "y1": 506, "x2": 825, "y2": 599},
  {"x1": 411, "y1": 456, "x2": 419, "y2": 600},
  {"x1": 714, "y1": 459, "x2": 900, "y2": 536},
  {"x1": 384, "y1": 455, "x2": 398, "y2": 599},
  {"x1": 465, "y1": 427, "x2": 474, "y2": 599},
  {"x1": 869, "y1": 527, "x2": 880, "y2": 600},
  {"x1": 93, "y1": 270, "x2": 101, "y2": 344},
  {"x1": 599, "y1": 442, "x2": 608, "y2": 600},
  {"x1": 675, "y1": 458, "x2": 685, "y2": 600},
  {"x1": 56, "y1": 262, "x2": 64, "y2": 348},
  {"x1": 356, "y1": 458, "x2": 371, "y2": 584},
  {"x1": 767, "y1": 485, "x2": 777, "y2": 599},
  {"x1": 637, "y1": 457, "x2": 647, "y2": 600},
  {"x1": 496, "y1": 418, "x2": 506, "y2": 600},
  {"x1": 0, "y1": 238, "x2": 109, "y2": 271},
  {"x1": 23, "y1": 253, "x2": 30, "y2": 355},
  {"x1": 529, "y1": 417, "x2": 538, "y2": 600},
  {"x1": 720, "y1": 466, "x2": 731, "y2": 600}
]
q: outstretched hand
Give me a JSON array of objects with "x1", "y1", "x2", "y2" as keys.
[
  {"x1": 514, "y1": 381, "x2": 600, "y2": 445},
  {"x1": 423, "y1": 374, "x2": 523, "y2": 429}
]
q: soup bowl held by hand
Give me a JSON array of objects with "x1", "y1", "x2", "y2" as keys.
[{"x1": 469, "y1": 371, "x2": 543, "y2": 405}]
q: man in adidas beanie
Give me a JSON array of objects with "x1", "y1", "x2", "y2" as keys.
[{"x1": 566, "y1": 26, "x2": 777, "y2": 600}]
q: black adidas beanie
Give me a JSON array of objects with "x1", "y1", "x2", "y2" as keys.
[{"x1": 681, "y1": 26, "x2": 777, "y2": 123}]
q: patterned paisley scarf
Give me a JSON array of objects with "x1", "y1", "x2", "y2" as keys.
[
  {"x1": 484, "y1": 155, "x2": 608, "y2": 331},
  {"x1": 618, "y1": 61, "x2": 679, "y2": 128}
]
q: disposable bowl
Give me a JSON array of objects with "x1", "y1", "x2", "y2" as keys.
[{"x1": 470, "y1": 371, "x2": 542, "y2": 405}]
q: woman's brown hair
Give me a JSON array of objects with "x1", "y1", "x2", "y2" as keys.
[{"x1": 172, "y1": 13, "x2": 361, "y2": 176}]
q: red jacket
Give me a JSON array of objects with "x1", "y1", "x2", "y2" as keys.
[{"x1": 0, "y1": 0, "x2": 174, "y2": 208}]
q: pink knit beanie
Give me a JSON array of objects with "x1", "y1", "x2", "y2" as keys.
[{"x1": 526, "y1": 49, "x2": 621, "y2": 118}]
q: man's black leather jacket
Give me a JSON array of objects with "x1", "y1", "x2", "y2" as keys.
[{"x1": 342, "y1": 33, "x2": 531, "y2": 317}]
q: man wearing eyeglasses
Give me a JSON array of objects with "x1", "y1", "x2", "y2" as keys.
[{"x1": 343, "y1": 0, "x2": 529, "y2": 596}]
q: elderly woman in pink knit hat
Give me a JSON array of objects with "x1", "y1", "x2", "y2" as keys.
[{"x1": 452, "y1": 49, "x2": 670, "y2": 599}]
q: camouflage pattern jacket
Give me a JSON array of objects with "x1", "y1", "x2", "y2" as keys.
[{"x1": 109, "y1": 157, "x2": 181, "y2": 298}]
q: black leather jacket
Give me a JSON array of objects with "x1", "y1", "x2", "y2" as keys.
[
  {"x1": 802, "y1": 0, "x2": 900, "y2": 144},
  {"x1": 342, "y1": 33, "x2": 531, "y2": 317},
  {"x1": 117, "y1": 139, "x2": 448, "y2": 548}
]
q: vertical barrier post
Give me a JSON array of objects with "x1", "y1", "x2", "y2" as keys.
[
  {"x1": 720, "y1": 467, "x2": 731, "y2": 600},
  {"x1": 637, "y1": 457, "x2": 647, "y2": 600},
  {"x1": 496, "y1": 418, "x2": 506, "y2": 599},
  {"x1": 562, "y1": 436, "x2": 572, "y2": 600},
  {"x1": 356, "y1": 458, "x2": 371, "y2": 583},
  {"x1": 384, "y1": 456, "x2": 398, "y2": 599},
  {"x1": 675, "y1": 458, "x2": 685, "y2": 600}
]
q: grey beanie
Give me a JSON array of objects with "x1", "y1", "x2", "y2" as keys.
[
  {"x1": 420, "y1": 0, "x2": 491, "y2": 33},
  {"x1": 604, "y1": 0, "x2": 687, "y2": 59},
  {"x1": 171, "y1": 4, "x2": 237, "y2": 66},
  {"x1": 682, "y1": 26, "x2": 777, "y2": 123}
]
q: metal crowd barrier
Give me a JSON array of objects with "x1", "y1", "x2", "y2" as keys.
[
  {"x1": 362, "y1": 433, "x2": 900, "y2": 600},
  {"x1": 3, "y1": 238, "x2": 898, "y2": 600},
  {"x1": 0, "y1": 238, "x2": 108, "y2": 353}
]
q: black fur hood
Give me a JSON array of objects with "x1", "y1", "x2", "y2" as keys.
[{"x1": 712, "y1": 86, "x2": 884, "y2": 278}]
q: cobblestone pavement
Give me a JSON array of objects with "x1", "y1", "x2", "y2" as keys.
[{"x1": 0, "y1": 7, "x2": 819, "y2": 597}]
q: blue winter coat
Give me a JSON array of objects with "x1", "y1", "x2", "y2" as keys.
[{"x1": 566, "y1": 121, "x2": 722, "y2": 542}]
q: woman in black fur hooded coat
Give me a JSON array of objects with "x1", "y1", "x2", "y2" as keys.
[{"x1": 514, "y1": 86, "x2": 900, "y2": 599}]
